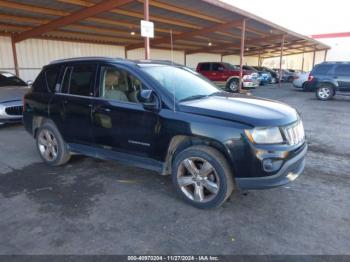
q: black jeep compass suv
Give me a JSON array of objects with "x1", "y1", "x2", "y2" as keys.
[{"x1": 23, "y1": 57, "x2": 307, "y2": 209}]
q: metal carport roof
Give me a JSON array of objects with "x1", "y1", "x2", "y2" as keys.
[{"x1": 0, "y1": 0, "x2": 329, "y2": 59}]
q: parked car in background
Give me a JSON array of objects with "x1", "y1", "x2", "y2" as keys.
[
  {"x1": 253, "y1": 66, "x2": 279, "y2": 84},
  {"x1": 273, "y1": 69, "x2": 295, "y2": 82},
  {"x1": 0, "y1": 71, "x2": 30, "y2": 125},
  {"x1": 196, "y1": 62, "x2": 259, "y2": 92},
  {"x1": 23, "y1": 57, "x2": 307, "y2": 209},
  {"x1": 292, "y1": 71, "x2": 309, "y2": 90},
  {"x1": 247, "y1": 66, "x2": 272, "y2": 85},
  {"x1": 307, "y1": 61, "x2": 350, "y2": 100}
]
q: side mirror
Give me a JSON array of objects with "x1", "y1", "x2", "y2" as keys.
[
  {"x1": 26, "y1": 80, "x2": 33, "y2": 86},
  {"x1": 140, "y1": 90, "x2": 159, "y2": 111}
]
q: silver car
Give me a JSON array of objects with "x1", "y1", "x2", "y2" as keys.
[
  {"x1": 0, "y1": 72, "x2": 30, "y2": 124},
  {"x1": 292, "y1": 71, "x2": 309, "y2": 90}
]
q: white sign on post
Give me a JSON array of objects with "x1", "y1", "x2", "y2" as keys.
[{"x1": 141, "y1": 20, "x2": 154, "y2": 38}]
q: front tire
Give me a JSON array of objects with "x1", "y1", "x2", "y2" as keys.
[
  {"x1": 172, "y1": 145, "x2": 234, "y2": 209},
  {"x1": 36, "y1": 121, "x2": 71, "y2": 166},
  {"x1": 316, "y1": 84, "x2": 334, "y2": 100}
]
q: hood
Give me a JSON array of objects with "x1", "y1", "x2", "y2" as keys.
[
  {"x1": 179, "y1": 93, "x2": 298, "y2": 127},
  {"x1": 0, "y1": 86, "x2": 29, "y2": 103}
]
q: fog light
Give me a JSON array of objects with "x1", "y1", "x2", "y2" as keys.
[{"x1": 263, "y1": 159, "x2": 283, "y2": 172}]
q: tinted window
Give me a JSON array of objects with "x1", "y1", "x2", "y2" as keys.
[
  {"x1": 222, "y1": 63, "x2": 238, "y2": 70},
  {"x1": 0, "y1": 72, "x2": 27, "y2": 87},
  {"x1": 100, "y1": 66, "x2": 146, "y2": 104},
  {"x1": 63, "y1": 64, "x2": 96, "y2": 96},
  {"x1": 313, "y1": 64, "x2": 333, "y2": 75},
  {"x1": 212, "y1": 63, "x2": 223, "y2": 71},
  {"x1": 45, "y1": 67, "x2": 60, "y2": 92},
  {"x1": 61, "y1": 67, "x2": 72, "y2": 94},
  {"x1": 199, "y1": 63, "x2": 210, "y2": 71},
  {"x1": 32, "y1": 71, "x2": 47, "y2": 93},
  {"x1": 334, "y1": 64, "x2": 350, "y2": 76}
]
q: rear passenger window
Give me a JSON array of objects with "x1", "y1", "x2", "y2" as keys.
[
  {"x1": 212, "y1": 63, "x2": 223, "y2": 71},
  {"x1": 200, "y1": 63, "x2": 210, "y2": 71},
  {"x1": 334, "y1": 64, "x2": 350, "y2": 76},
  {"x1": 61, "y1": 64, "x2": 96, "y2": 96},
  {"x1": 313, "y1": 64, "x2": 333, "y2": 75}
]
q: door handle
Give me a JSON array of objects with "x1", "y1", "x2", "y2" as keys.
[{"x1": 95, "y1": 107, "x2": 111, "y2": 113}]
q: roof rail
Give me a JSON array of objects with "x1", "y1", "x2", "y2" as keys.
[{"x1": 49, "y1": 56, "x2": 125, "y2": 65}]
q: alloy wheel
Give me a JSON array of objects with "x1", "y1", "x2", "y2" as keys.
[
  {"x1": 177, "y1": 157, "x2": 220, "y2": 203},
  {"x1": 229, "y1": 81, "x2": 238, "y2": 92},
  {"x1": 38, "y1": 129, "x2": 58, "y2": 161},
  {"x1": 318, "y1": 87, "x2": 331, "y2": 99}
]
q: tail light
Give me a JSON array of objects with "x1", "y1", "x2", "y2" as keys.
[{"x1": 308, "y1": 75, "x2": 314, "y2": 81}]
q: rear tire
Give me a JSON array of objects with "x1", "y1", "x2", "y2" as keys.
[
  {"x1": 172, "y1": 145, "x2": 234, "y2": 209},
  {"x1": 226, "y1": 78, "x2": 239, "y2": 93},
  {"x1": 36, "y1": 121, "x2": 71, "y2": 166},
  {"x1": 316, "y1": 84, "x2": 334, "y2": 100}
]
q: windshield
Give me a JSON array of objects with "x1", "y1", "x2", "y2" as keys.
[
  {"x1": 0, "y1": 72, "x2": 27, "y2": 87},
  {"x1": 141, "y1": 65, "x2": 219, "y2": 102}
]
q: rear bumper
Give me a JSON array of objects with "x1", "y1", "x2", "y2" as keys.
[{"x1": 235, "y1": 143, "x2": 307, "y2": 190}]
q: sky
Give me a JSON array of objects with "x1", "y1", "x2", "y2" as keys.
[{"x1": 221, "y1": 0, "x2": 350, "y2": 36}]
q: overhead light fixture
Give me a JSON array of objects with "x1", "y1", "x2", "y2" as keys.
[
  {"x1": 130, "y1": 31, "x2": 135, "y2": 36},
  {"x1": 208, "y1": 42, "x2": 212, "y2": 46},
  {"x1": 246, "y1": 48, "x2": 250, "y2": 51}
]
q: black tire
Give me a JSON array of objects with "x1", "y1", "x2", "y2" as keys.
[
  {"x1": 301, "y1": 82, "x2": 310, "y2": 92},
  {"x1": 226, "y1": 78, "x2": 239, "y2": 93},
  {"x1": 172, "y1": 145, "x2": 234, "y2": 209},
  {"x1": 36, "y1": 121, "x2": 71, "y2": 166},
  {"x1": 316, "y1": 84, "x2": 334, "y2": 101}
]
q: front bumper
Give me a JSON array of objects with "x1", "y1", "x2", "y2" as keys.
[
  {"x1": 243, "y1": 81, "x2": 259, "y2": 88},
  {"x1": 235, "y1": 143, "x2": 307, "y2": 190},
  {"x1": 0, "y1": 101, "x2": 23, "y2": 124}
]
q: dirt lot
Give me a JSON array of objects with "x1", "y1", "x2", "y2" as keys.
[{"x1": 0, "y1": 84, "x2": 349, "y2": 255}]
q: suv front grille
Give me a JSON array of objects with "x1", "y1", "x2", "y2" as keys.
[
  {"x1": 5, "y1": 106, "x2": 23, "y2": 116},
  {"x1": 282, "y1": 120, "x2": 305, "y2": 145}
]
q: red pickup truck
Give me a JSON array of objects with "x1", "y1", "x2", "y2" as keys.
[{"x1": 196, "y1": 62, "x2": 259, "y2": 92}]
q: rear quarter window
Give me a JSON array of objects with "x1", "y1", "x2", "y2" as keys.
[{"x1": 32, "y1": 66, "x2": 60, "y2": 93}]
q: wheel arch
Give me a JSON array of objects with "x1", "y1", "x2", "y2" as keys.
[{"x1": 162, "y1": 135, "x2": 236, "y2": 177}]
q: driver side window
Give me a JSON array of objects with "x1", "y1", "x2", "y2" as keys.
[{"x1": 99, "y1": 66, "x2": 145, "y2": 104}]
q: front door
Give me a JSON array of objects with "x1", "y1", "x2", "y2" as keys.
[
  {"x1": 92, "y1": 64, "x2": 160, "y2": 158},
  {"x1": 50, "y1": 63, "x2": 96, "y2": 145}
]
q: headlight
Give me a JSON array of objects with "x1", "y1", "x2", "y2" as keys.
[{"x1": 245, "y1": 127, "x2": 283, "y2": 144}]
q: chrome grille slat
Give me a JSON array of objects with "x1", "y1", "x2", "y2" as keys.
[{"x1": 283, "y1": 121, "x2": 305, "y2": 145}]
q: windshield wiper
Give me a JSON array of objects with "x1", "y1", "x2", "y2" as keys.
[{"x1": 179, "y1": 92, "x2": 218, "y2": 102}]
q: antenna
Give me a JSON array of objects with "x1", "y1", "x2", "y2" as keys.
[{"x1": 170, "y1": 29, "x2": 175, "y2": 112}]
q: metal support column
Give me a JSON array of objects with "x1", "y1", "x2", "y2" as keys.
[
  {"x1": 144, "y1": 0, "x2": 150, "y2": 59},
  {"x1": 301, "y1": 45, "x2": 305, "y2": 71},
  {"x1": 278, "y1": 34, "x2": 285, "y2": 87},
  {"x1": 11, "y1": 37, "x2": 19, "y2": 76},
  {"x1": 312, "y1": 46, "x2": 316, "y2": 68},
  {"x1": 324, "y1": 49, "x2": 328, "y2": 62},
  {"x1": 239, "y1": 19, "x2": 246, "y2": 93}
]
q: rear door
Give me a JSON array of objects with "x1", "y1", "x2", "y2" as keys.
[
  {"x1": 334, "y1": 64, "x2": 350, "y2": 91},
  {"x1": 50, "y1": 63, "x2": 97, "y2": 145}
]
